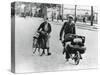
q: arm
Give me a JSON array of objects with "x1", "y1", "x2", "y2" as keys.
[
  {"x1": 72, "y1": 24, "x2": 76, "y2": 34},
  {"x1": 60, "y1": 22, "x2": 66, "y2": 40}
]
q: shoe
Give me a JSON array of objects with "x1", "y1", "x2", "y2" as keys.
[
  {"x1": 66, "y1": 59, "x2": 69, "y2": 62},
  {"x1": 47, "y1": 52, "x2": 51, "y2": 56},
  {"x1": 80, "y1": 55, "x2": 82, "y2": 59}
]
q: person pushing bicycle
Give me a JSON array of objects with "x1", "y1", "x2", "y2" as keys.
[{"x1": 37, "y1": 18, "x2": 52, "y2": 56}]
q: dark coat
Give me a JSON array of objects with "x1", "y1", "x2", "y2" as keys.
[
  {"x1": 60, "y1": 22, "x2": 76, "y2": 39},
  {"x1": 38, "y1": 22, "x2": 52, "y2": 34}
]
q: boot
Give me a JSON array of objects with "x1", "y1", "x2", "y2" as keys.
[
  {"x1": 80, "y1": 54, "x2": 82, "y2": 59},
  {"x1": 47, "y1": 48, "x2": 51, "y2": 56}
]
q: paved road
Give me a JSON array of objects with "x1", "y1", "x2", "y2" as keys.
[{"x1": 15, "y1": 16, "x2": 98, "y2": 73}]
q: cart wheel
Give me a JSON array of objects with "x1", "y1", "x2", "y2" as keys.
[
  {"x1": 74, "y1": 51, "x2": 80, "y2": 65},
  {"x1": 32, "y1": 38, "x2": 38, "y2": 54}
]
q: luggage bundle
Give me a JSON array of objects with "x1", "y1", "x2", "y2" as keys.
[{"x1": 66, "y1": 34, "x2": 86, "y2": 54}]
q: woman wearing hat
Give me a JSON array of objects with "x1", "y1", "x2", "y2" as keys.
[{"x1": 37, "y1": 18, "x2": 52, "y2": 56}]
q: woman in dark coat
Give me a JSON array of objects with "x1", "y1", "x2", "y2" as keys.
[{"x1": 37, "y1": 18, "x2": 52, "y2": 56}]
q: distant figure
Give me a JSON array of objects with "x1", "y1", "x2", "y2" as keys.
[
  {"x1": 57, "y1": 14, "x2": 63, "y2": 22},
  {"x1": 83, "y1": 17, "x2": 87, "y2": 23}
]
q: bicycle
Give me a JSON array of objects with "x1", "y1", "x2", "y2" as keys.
[
  {"x1": 32, "y1": 31, "x2": 48, "y2": 56},
  {"x1": 63, "y1": 34, "x2": 86, "y2": 65}
]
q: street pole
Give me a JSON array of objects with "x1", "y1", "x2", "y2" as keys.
[
  {"x1": 52, "y1": 9, "x2": 53, "y2": 21},
  {"x1": 74, "y1": 5, "x2": 77, "y2": 23},
  {"x1": 62, "y1": 4, "x2": 64, "y2": 22},
  {"x1": 58, "y1": 5, "x2": 61, "y2": 21},
  {"x1": 91, "y1": 6, "x2": 93, "y2": 26}
]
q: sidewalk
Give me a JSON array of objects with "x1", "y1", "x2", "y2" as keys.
[
  {"x1": 15, "y1": 16, "x2": 98, "y2": 31},
  {"x1": 75, "y1": 21, "x2": 98, "y2": 31},
  {"x1": 48, "y1": 20, "x2": 98, "y2": 31}
]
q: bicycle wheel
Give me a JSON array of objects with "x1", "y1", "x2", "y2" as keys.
[
  {"x1": 74, "y1": 51, "x2": 80, "y2": 65},
  {"x1": 32, "y1": 38, "x2": 38, "y2": 54}
]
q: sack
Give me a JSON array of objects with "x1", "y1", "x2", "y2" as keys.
[
  {"x1": 70, "y1": 34, "x2": 85, "y2": 46},
  {"x1": 68, "y1": 44, "x2": 86, "y2": 54}
]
